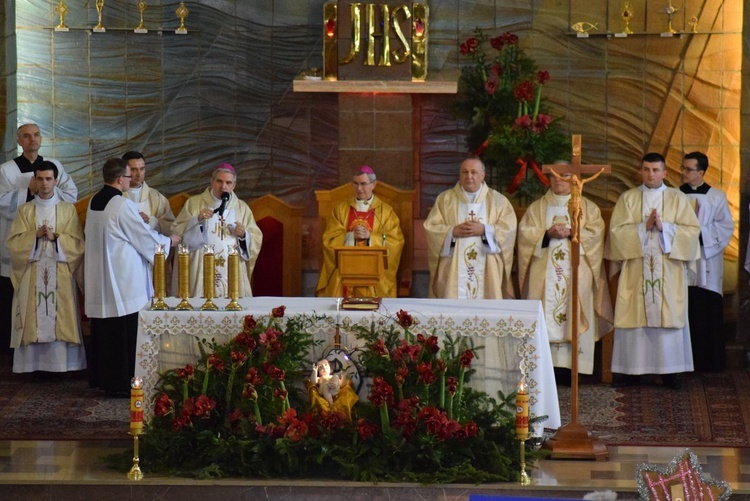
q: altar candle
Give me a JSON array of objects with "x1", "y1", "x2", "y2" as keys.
[
  {"x1": 227, "y1": 245, "x2": 239, "y2": 299},
  {"x1": 202, "y1": 245, "x2": 215, "y2": 300},
  {"x1": 130, "y1": 377, "x2": 144, "y2": 435},
  {"x1": 515, "y1": 380, "x2": 529, "y2": 441},
  {"x1": 178, "y1": 244, "x2": 190, "y2": 298},
  {"x1": 153, "y1": 245, "x2": 166, "y2": 298}
]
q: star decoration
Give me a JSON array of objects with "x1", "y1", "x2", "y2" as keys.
[{"x1": 636, "y1": 449, "x2": 731, "y2": 501}]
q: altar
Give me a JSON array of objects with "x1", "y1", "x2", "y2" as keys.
[{"x1": 134, "y1": 297, "x2": 561, "y2": 435}]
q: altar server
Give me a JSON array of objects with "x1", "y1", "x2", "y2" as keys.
[
  {"x1": 6, "y1": 162, "x2": 85, "y2": 375},
  {"x1": 85, "y1": 158, "x2": 179, "y2": 397},
  {"x1": 171, "y1": 163, "x2": 262, "y2": 298},
  {"x1": 122, "y1": 150, "x2": 174, "y2": 236},
  {"x1": 605, "y1": 152, "x2": 700, "y2": 388},
  {"x1": 316, "y1": 165, "x2": 404, "y2": 297},
  {"x1": 424, "y1": 156, "x2": 516, "y2": 298},
  {"x1": 679, "y1": 151, "x2": 733, "y2": 371}
]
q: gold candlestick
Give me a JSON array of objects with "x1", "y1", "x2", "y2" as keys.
[
  {"x1": 127, "y1": 377, "x2": 144, "y2": 481},
  {"x1": 152, "y1": 244, "x2": 168, "y2": 310},
  {"x1": 201, "y1": 244, "x2": 218, "y2": 311},
  {"x1": 175, "y1": 244, "x2": 192, "y2": 310},
  {"x1": 516, "y1": 379, "x2": 531, "y2": 485},
  {"x1": 225, "y1": 245, "x2": 241, "y2": 311},
  {"x1": 94, "y1": 0, "x2": 106, "y2": 32},
  {"x1": 135, "y1": 0, "x2": 147, "y2": 32},
  {"x1": 55, "y1": 0, "x2": 69, "y2": 31},
  {"x1": 175, "y1": 1, "x2": 189, "y2": 34}
]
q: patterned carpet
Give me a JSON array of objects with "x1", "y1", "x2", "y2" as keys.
[
  {"x1": 0, "y1": 363, "x2": 129, "y2": 441},
  {"x1": 555, "y1": 370, "x2": 750, "y2": 447}
]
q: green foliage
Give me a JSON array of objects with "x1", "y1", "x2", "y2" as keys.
[{"x1": 107, "y1": 307, "x2": 544, "y2": 483}]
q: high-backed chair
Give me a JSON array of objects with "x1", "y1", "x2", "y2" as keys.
[
  {"x1": 248, "y1": 194, "x2": 304, "y2": 297},
  {"x1": 168, "y1": 192, "x2": 192, "y2": 219},
  {"x1": 74, "y1": 194, "x2": 93, "y2": 226},
  {"x1": 315, "y1": 181, "x2": 414, "y2": 297}
]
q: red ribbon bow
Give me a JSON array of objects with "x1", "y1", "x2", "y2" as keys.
[{"x1": 507, "y1": 158, "x2": 550, "y2": 194}]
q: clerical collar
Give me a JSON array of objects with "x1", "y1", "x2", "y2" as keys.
[
  {"x1": 640, "y1": 183, "x2": 667, "y2": 193},
  {"x1": 129, "y1": 185, "x2": 143, "y2": 201},
  {"x1": 33, "y1": 192, "x2": 59, "y2": 206},
  {"x1": 211, "y1": 191, "x2": 231, "y2": 206},
  {"x1": 461, "y1": 187, "x2": 480, "y2": 203},
  {"x1": 14, "y1": 154, "x2": 44, "y2": 173},
  {"x1": 551, "y1": 193, "x2": 571, "y2": 205},
  {"x1": 355, "y1": 196, "x2": 373, "y2": 211},
  {"x1": 679, "y1": 182, "x2": 710, "y2": 195}
]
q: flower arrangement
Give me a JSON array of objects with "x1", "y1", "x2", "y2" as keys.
[
  {"x1": 108, "y1": 307, "x2": 544, "y2": 483},
  {"x1": 457, "y1": 28, "x2": 570, "y2": 201}
]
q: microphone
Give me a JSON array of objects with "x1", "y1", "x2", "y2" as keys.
[{"x1": 214, "y1": 192, "x2": 230, "y2": 217}]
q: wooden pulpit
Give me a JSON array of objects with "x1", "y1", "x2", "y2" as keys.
[{"x1": 333, "y1": 246, "x2": 387, "y2": 296}]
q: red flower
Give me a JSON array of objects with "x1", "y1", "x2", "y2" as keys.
[
  {"x1": 176, "y1": 364, "x2": 194, "y2": 380},
  {"x1": 368, "y1": 376, "x2": 395, "y2": 408},
  {"x1": 230, "y1": 350, "x2": 247, "y2": 365},
  {"x1": 514, "y1": 115, "x2": 533, "y2": 130},
  {"x1": 446, "y1": 376, "x2": 458, "y2": 395},
  {"x1": 459, "y1": 36, "x2": 479, "y2": 55},
  {"x1": 490, "y1": 62, "x2": 503, "y2": 77},
  {"x1": 490, "y1": 35, "x2": 504, "y2": 50},
  {"x1": 263, "y1": 363, "x2": 286, "y2": 382},
  {"x1": 396, "y1": 309, "x2": 414, "y2": 328},
  {"x1": 434, "y1": 358, "x2": 447, "y2": 374},
  {"x1": 371, "y1": 339, "x2": 389, "y2": 357},
  {"x1": 193, "y1": 395, "x2": 216, "y2": 417},
  {"x1": 537, "y1": 70, "x2": 550, "y2": 85},
  {"x1": 394, "y1": 366, "x2": 409, "y2": 386},
  {"x1": 534, "y1": 113, "x2": 552, "y2": 133},
  {"x1": 234, "y1": 332, "x2": 257, "y2": 351},
  {"x1": 245, "y1": 367, "x2": 262, "y2": 386},
  {"x1": 172, "y1": 412, "x2": 191, "y2": 431},
  {"x1": 242, "y1": 384, "x2": 258, "y2": 400},
  {"x1": 357, "y1": 419, "x2": 379, "y2": 440},
  {"x1": 459, "y1": 350, "x2": 475, "y2": 368},
  {"x1": 207, "y1": 353, "x2": 225, "y2": 372},
  {"x1": 465, "y1": 420, "x2": 479, "y2": 437},
  {"x1": 513, "y1": 81, "x2": 535, "y2": 102},
  {"x1": 271, "y1": 305, "x2": 286, "y2": 318},
  {"x1": 154, "y1": 393, "x2": 173, "y2": 417},
  {"x1": 503, "y1": 32, "x2": 519, "y2": 45},
  {"x1": 417, "y1": 362, "x2": 437, "y2": 385},
  {"x1": 425, "y1": 335, "x2": 440, "y2": 354},
  {"x1": 284, "y1": 419, "x2": 308, "y2": 442},
  {"x1": 274, "y1": 387, "x2": 288, "y2": 400},
  {"x1": 228, "y1": 408, "x2": 244, "y2": 424},
  {"x1": 243, "y1": 315, "x2": 257, "y2": 330}
]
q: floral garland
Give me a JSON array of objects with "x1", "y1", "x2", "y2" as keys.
[
  {"x1": 456, "y1": 28, "x2": 570, "y2": 202},
  {"x1": 108, "y1": 307, "x2": 544, "y2": 483}
]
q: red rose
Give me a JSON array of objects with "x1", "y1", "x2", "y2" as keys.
[{"x1": 271, "y1": 305, "x2": 286, "y2": 318}]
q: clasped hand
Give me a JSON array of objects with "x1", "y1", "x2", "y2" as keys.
[
  {"x1": 645, "y1": 209, "x2": 663, "y2": 232},
  {"x1": 546, "y1": 224, "x2": 570, "y2": 239},
  {"x1": 352, "y1": 224, "x2": 370, "y2": 240},
  {"x1": 452, "y1": 221, "x2": 484, "y2": 239},
  {"x1": 36, "y1": 224, "x2": 55, "y2": 240}
]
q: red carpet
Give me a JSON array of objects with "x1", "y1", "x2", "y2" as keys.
[
  {"x1": 0, "y1": 361, "x2": 129, "y2": 441},
  {"x1": 555, "y1": 370, "x2": 750, "y2": 447}
]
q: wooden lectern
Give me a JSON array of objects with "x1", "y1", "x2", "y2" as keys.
[{"x1": 333, "y1": 246, "x2": 387, "y2": 297}]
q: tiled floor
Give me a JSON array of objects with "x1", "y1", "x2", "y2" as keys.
[{"x1": 0, "y1": 439, "x2": 748, "y2": 495}]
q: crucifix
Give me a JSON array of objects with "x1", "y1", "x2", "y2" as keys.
[{"x1": 541, "y1": 134, "x2": 610, "y2": 461}]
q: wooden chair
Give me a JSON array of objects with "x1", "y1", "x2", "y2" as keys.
[
  {"x1": 316, "y1": 181, "x2": 414, "y2": 297},
  {"x1": 248, "y1": 194, "x2": 304, "y2": 297},
  {"x1": 74, "y1": 194, "x2": 93, "y2": 227},
  {"x1": 168, "y1": 192, "x2": 192, "y2": 219}
]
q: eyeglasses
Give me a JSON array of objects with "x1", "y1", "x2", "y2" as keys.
[
  {"x1": 680, "y1": 167, "x2": 699, "y2": 172},
  {"x1": 352, "y1": 181, "x2": 373, "y2": 188},
  {"x1": 121, "y1": 175, "x2": 132, "y2": 178}
]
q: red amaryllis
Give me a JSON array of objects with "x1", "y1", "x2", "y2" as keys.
[
  {"x1": 271, "y1": 305, "x2": 286, "y2": 318},
  {"x1": 274, "y1": 387, "x2": 288, "y2": 400},
  {"x1": 154, "y1": 393, "x2": 173, "y2": 417},
  {"x1": 514, "y1": 114, "x2": 533, "y2": 130},
  {"x1": 503, "y1": 32, "x2": 519, "y2": 45},
  {"x1": 234, "y1": 332, "x2": 257, "y2": 351},
  {"x1": 357, "y1": 419, "x2": 379, "y2": 440},
  {"x1": 395, "y1": 365, "x2": 409, "y2": 386},
  {"x1": 370, "y1": 338, "x2": 389, "y2": 357},
  {"x1": 484, "y1": 76, "x2": 499, "y2": 95},
  {"x1": 459, "y1": 350, "x2": 475, "y2": 368},
  {"x1": 490, "y1": 62, "x2": 503, "y2": 77},
  {"x1": 263, "y1": 363, "x2": 286, "y2": 382},
  {"x1": 193, "y1": 395, "x2": 216, "y2": 417},
  {"x1": 425, "y1": 335, "x2": 440, "y2": 354},
  {"x1": 284, "y1": 419, "x2": 308, "y2": 442},
  {"x1": 243, "y1": 315, "x2": 257, "y2": 330},
  {"x1": 172, "y1": 411, "x2": 191, "y2": 431},
  {"x1": 537, "y1": 70, "x2": 550, "y2": 85},
  {"x1": 242, "y1": 384, "x2": 258, "y2": 400},
  {"x1": 228, "y1": 408, "x2": 244, "y2": 424},
  {"x1": 368, "y1": 376, "x2": 395, "y2": 407},
  {"x1": 534, "y1": 113, "x2": 552, "y2": 132},
  {"x1": 434, "y1": 358, "x2": 447, "y2": 374},
  {"x1": 417, "y1": 362, "x2": 437, "y2": 385},
  {"x1": 176, "y1": 364, "x2": 195, "y2": 380},
  {"x1": 465, "y1": 420, "x2": 479, "y2": 437},
  {"x1": 459, "y1": 36, "x2": 479, "y2": 55},
  {"x1": 207, "y1": 353, "x2": 225, "y2": 372},
  {"x1": 513, "y1": 80, "x2": 535, "y2": 102},
  {"x1": 490, "y1": 35, "x2": 504, "y2": 50},
  {"x1": 245, "y1": 367, "x2": 262, "y2": 386},
  {"x1": 446, "y1": 376, "x2": 458, "y2": 394},
  {"x1": 396, "y1": 309, "x2": 414, "y2": 328},
  {"x1": 230, "y1": 350, "x2": 247, "y2": 365}
]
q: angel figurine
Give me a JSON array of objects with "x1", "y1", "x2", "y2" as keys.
[{"x1": 306, "y1": 358, "x2": 358, "y2": 420}]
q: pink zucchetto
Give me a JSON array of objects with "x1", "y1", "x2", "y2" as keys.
[
  {"x1": 215, "y1": 163, "x2": 235, "y2": 173},
  {"x1": 358, "y1": 165, "x2": 374, "y2": 175}
]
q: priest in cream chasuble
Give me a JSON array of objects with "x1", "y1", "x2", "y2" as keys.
[
  {"x1": 316, "y1": 166, "x2": 404, "y2": 297},
  {"x1": 424, "y1": 157, "x2": 516, "y2": 299},
  {"x1": 517, "y1": 178, "x2": 612, "y2": 374},
  {"x1": 605, "y1": 153, "x2": 700, "y2": 378}
]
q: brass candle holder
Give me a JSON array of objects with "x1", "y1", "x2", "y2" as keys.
[
  {"x1": 127, "y1": 377, "x2": 144, "y2": 481},
  {"x1": 55, "y1": 0, "x2": 69, "y2": 31},
  {"x1": 201, "y1": 244, "x2": 218, "y2": 311},
  {"x1": 225, "y1": 245, "x2": 242, "y2": 311},
  {"x1": 135, "y1": 0, "x2": 148, "y2": 32},
  {"x1": 93, "y1": 0, "x2": 106, "y2": 32},
  {"x1": 175, "y1": 243, "x2": 192, "y2": 311},
  {"x1": 151, "y1": 244, "x2": 168, "y2": 311},
  {"x1": 175, "y1": 1, "x2": 189, "y2": 34},
  {"x1": 516, "y1": 379, "x2": 531, "y2": 485}
]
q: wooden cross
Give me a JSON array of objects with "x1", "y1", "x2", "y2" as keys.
[{"x1": 540, "y1": 134, "x2": 611, "y2": 461}]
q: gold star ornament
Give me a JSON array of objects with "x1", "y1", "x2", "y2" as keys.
[{"x1": 636, "y1": 450, "x2": 731, "y2": 500}]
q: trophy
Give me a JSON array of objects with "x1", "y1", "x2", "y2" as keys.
[
  {"x1": 55, "y1": 0, "x2": 69, "y2": 32},
  {"x1": 175, "y1": 243, "x2": 192, "y2": 311},
  {"x1": 200, "y1": 244, "x2": 218, "y2": 311},
  {"x1": 135, "y1": 1, "x2": 148, "y2": 33},
  {"x1": 151, "y1": 244, "x2": 169, "y2": 311},
  {"x1": 662, "y1": 0, "x2": 678, "y2": 35},
  {"x1": 225, "y1": 245, "x2": 241, "y2": 311},
  {"x1": 93, "y1": 0, "x2": 106, "y2": 32},
  {"x1": 175, "y1": 1, "x2": 189, "y2": 34},
  {"x1": 621, "y1": 2, "x2": 634, "y2": 35}
]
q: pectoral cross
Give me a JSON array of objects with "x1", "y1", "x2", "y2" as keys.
[
  {"x1": 467, "y1": 210, "x2": 477, "y2": 222},
  {"x1": 541, "y1": 134, "x2": 610, "y2": 460}
]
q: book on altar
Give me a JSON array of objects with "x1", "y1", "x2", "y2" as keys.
[{"x1": 341, "y1": 297, "x2": 382, "y2": 310}]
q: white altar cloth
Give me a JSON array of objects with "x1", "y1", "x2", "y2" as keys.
[{"x1": 135, "y1": 297, "x2": 561, "y2": 434}]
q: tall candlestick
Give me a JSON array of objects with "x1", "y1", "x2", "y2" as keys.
[
  {"x1": 225, "y1": 245, "x2": 241, "y2": 311},
  {"x1": 152, "y1": 244, "x2": 168, "y2": 310},
  {"x1": 201, "y1": 244, "x2": 218, "y2": 311},
  {"x1": 175, "y1": 243, "x2": 192, "y2": 310},
  {"x1": 127, "y1": 377, "x2": 144, "y2": 481},
  {"x1": 516, "y1": 379, "x2": 530, "y2": 485}
]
